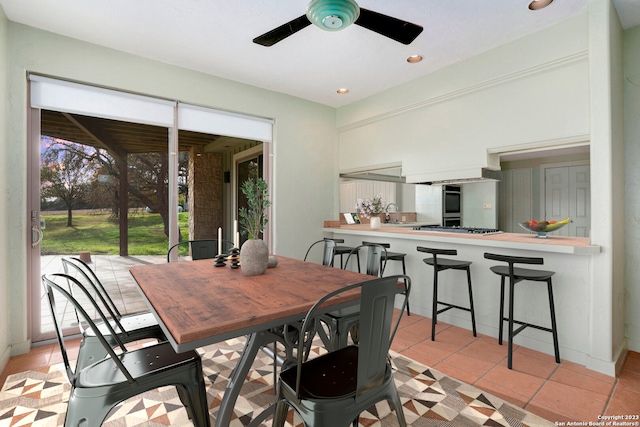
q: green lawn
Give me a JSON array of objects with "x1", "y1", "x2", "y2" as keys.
[{"x1": 41, "y1": 211, "x2": 189, "y2": 255}]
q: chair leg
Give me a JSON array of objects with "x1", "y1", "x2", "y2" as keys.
[
  {"x1": 466, "y1": 267, "x2": 477, "y2": 337},
  {"x1": 507, "y1": 279, "x2": 515, "y2": 370},
  {"x1": 65, "y1": 393, "x2": 115, "y2": 427},
  {"x1": 388, "y1": 383, "x2": 408, "y2": 427},
  {"x1": 547, "y1": 278, "x2": 561, "y2": 363},
  {"x1": 175, "y1": 367, "x2": 211, "y2": 427},
  {"x1": 498, "y1": 276, "x2": 505, "y2": 345},
  {"x1": 273, "y1": 400, "x2": 289, "y2": 427},
  {"x1": 401, "y1": 259, "x2": 410, "y2": 316},
  {"x1": 431, "y1": 269, "x2": 439, "y2": 341}
]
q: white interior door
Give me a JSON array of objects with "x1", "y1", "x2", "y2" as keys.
[{"x1": 545, "y1": 165, "x2": 590, "y2": 237}]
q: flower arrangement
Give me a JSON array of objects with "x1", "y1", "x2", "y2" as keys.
[{"x1": 356, "y1": 193, "x2": 385, "y2": 218}]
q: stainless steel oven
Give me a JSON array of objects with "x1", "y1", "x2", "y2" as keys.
[{"x1": 442, "y1": 185, "x2": 461, "y2": 225}]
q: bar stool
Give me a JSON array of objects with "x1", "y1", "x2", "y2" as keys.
[
  {"x1": 362, "y1": 241, "x2": 410, "y2": 315},
  {"x1": 417, "y1": 247, "x2": 476, "y2": 340},
  {"x1": 484, "y1": 252, "x2": 560, "y2": 370}
]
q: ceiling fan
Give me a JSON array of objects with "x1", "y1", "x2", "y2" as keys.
[{"x1": 253, "y1": 0, "x2": 423, "y2": 47}]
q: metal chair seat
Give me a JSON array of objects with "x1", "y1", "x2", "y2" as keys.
[
  {"x1": 424, "y1": 257, "x2": 471, "y2": 270},
  {"x1": 489, "y1": 265, "x2": 555, "y2": 281},
  {"x1": 61, "y1": 257, "x2": 166, "y2": 370}
]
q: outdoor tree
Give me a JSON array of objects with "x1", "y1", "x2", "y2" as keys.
[
  {"x1": 40, "y1": 139, "x2": 98, "y2": 226},
  {"x1": 41, "y1": 137, "x2": 189, "y2": 238}
]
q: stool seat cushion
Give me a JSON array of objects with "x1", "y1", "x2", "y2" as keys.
[
  {"x1": 383, "y1": 251, "x2": 406, "y2": 260},
  {"x1": 423, "y1": 257, "x2": 471, "y2": 269},
  {"x1": 334, "y1": 246, "x2": 355, "y2": 254},
  {"x1": 490, "y1": 265, "x2": 554, "y2": 280}
]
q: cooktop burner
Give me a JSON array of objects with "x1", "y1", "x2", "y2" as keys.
[{"x1": 412, "y1": 225, "x2": 503, "y2": 235}]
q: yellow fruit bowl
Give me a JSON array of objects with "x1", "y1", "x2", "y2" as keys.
[{"x1": 519, "y1": 218, "x2": 571, "y2": 238}]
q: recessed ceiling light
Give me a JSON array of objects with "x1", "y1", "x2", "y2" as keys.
[
  {"x1": 337, "y1": 88, "x2": 349, "y2": 94},
  {"x1": 528, "y1": 0, "x2": 553, "y2": 10},
  {"x1": 407, "y1": 55, "x2": 423, "y2": 64}
]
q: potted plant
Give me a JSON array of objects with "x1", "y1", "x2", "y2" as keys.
[
  {"x1": 238, "y1": 177, "x2": 271, "y2": 276},
  {"x1": 356, "y1": 193, "x2": 385, "y2": 229}
]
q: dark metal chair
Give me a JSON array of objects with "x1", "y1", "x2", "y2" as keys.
[
  {"x1": 273, "y1": 274, "x2": 410, "y2": 427},
  {"x1": 363, "y1": 240, "x2": 410, "y2": 315},
  {"x1": 303, "y1": 238, "x2": 338, "y2": 266},
  {"x1": 332, "y1": 238, "x2": 360, "y2": 271},
  {"x1": 42, "y1": 273, "x2": 210, "y2": 427},
  {"x1": 417, "y1": 247, "x2": 477, "y2": 341},
  {"x1": 318, "y1": 243, "x2": 387, "y2": 351},
  {"x1": 167, "y1": 239, "x2": 235, "y2": 262},
  {"x1": 61, "y1": 257, "x2": 166, "y2": 371},
  {"x1": 484, "y1": 252, "x2": 560, "y2": 369}
]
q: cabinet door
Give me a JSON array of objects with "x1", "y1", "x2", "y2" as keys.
[
  {"x1": 373, "y1": 181, "x2": 396, "y2": 205},
  {"x1": 340, "y1": 182, "x2": 357, "y2": 213}
]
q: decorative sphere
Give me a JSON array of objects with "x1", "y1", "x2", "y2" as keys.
[{"x1": 268, "y1": 256, "x2": 279, "y2": 268}]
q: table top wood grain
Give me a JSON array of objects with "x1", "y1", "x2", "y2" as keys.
[{"x1": 130, "y1": 256, "x2": 372, "y2": 351}]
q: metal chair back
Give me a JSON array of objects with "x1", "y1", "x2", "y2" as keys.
[
  {"x1": 303, "y1": 238, "x2": 337, "y2": 266},
  {"x1": 167, "y1": 239, "x2": 235, "y2": 262},
  {"x1": 42, "y1": 273, "x2": 211, "y2": 427},
  {"x1": 344, "y1": 243, "x2": 387, "y2": 276}
]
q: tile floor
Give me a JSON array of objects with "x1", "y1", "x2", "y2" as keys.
[
  {"x1": 4, "y1": 255, "x2": 639, "y2": 424},
  {"x1": 2, "y1": 312, "x2": 638, "y2": 425},
  {"x1": 390, "y1": 314, "x2": 640, "y2": 423}
]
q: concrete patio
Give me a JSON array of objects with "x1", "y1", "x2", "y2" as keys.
[{"x1": 39, "y1": 254, "x2": 166, "y2": 336}]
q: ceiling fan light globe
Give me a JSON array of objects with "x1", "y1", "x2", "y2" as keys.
[{"x1": 306, "y1": 0, "x2": 360, "y2": 32}]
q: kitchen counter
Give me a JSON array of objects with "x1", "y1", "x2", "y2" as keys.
[
  {"x1": 323, "y1": 223, "x2": 600, "y2": 255},
  {"x1": 322, "y1": 223, "x2": 609, "y2": 374}
]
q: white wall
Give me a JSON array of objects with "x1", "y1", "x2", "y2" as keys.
[
  {"x1": 624, "y1": 24, "x2": 640, "y2": 352},
  {"x1": 0, "y1": 6, "x2": 10, "y2": 372},
  {"x1": 4, "y1": 21, "x2": 337, "y2": 354}
]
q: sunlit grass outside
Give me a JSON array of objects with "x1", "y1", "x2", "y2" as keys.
[{"x1": 41, "y1": 211, "x2": 189, "y2": 255}]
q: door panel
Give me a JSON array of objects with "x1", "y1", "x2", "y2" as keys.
[
  {"x1": 545, "y1": 165, "x2": 590, "y2": 237},
  {"x1": 569, "y1": 165, "x2": 590, "y2": 237}
]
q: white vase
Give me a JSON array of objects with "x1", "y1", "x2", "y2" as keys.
[
  {"x1": 370, "y1": 216, "x2": 381, "y2": 229},
  {"x1": 240, "y1": 239, "x2": 269, "y2": 276}
]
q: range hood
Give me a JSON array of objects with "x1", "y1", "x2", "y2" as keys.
[
  {"x1": 340, "y1": 166, "x2": 406, "y2": 183},
  {"x1": 407, "y1": 168, "x2": 502, "y2": 185},
  {"x1": 340, "y1": 165, "x2": 502, "y2": 185}
]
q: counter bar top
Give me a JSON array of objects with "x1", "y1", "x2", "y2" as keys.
[{"x1": 323, "y1": 224, "x2": 600, "y2": 255}]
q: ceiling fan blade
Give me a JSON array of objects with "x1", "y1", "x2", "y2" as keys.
[
  {"x1": 253, "y1": 15, "x2": 312, "y2": 46},
  {"x1": 355, "y1": 8, "x2": 423, "y2": 45}
]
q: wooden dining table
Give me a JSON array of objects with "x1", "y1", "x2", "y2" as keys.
[{"x1": 129, "y1": 255, "x2": 372, "y2": 427}]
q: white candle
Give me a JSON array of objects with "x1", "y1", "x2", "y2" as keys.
[
  {"x1": 233, "y1": 220, "x2": 238, "y2": 247},
  {"x1": 218, "y1": 227, "x2": 223, "y2": 254}
]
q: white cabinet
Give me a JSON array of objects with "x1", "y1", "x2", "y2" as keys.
[{"x1": 340, "y1": 180, "x2": 397, "y2": 213}]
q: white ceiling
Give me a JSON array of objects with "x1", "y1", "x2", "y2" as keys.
[{"x1": 1, "y1": 0, "x2": 638, "y2": 108}]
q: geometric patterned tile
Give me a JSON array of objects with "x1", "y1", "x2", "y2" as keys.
[{"x1": 1, "y1": 338, "x2": 554, "y2": 427}]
